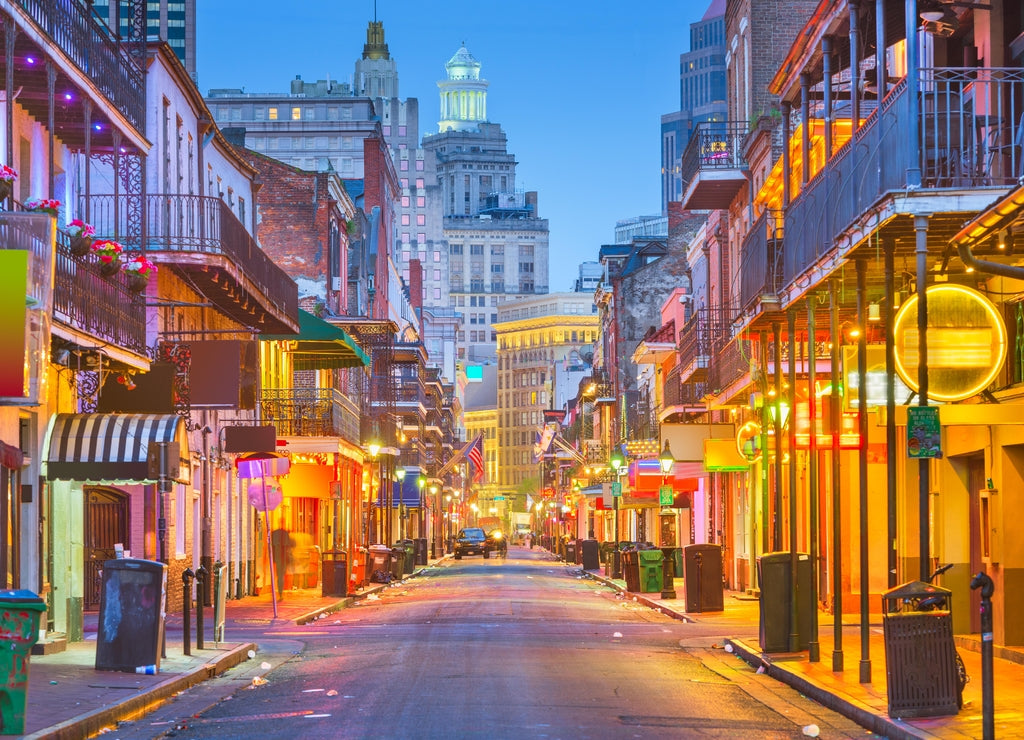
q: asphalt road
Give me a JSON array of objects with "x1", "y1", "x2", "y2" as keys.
[{"x1": 111, "y1": 547, "x2": 875, "y2": 739}]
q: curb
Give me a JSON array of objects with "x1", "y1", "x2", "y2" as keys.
[
  {"x1": 584, "y1": 568, "x2": 694, "y2": 623},
  {"x1": 24, "y1": 641, "x2": 257, "y2": 740},
  {"x1": 725, "y1": 638, "x2": 927, "y2": 740}
]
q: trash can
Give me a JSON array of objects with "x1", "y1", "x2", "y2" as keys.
[
  {"x1": 321, "y1": 550, "x2": 348, "y2": 597},
  {"x1": 620, "y1": 547, "x2": 641, "y2": 591},
  {"x1": 390, "y1": 547, "x2": 406, "y2": 581},
  {"x1": 637, "y1": 549, "x2": 664, "y2": 593},
  {"x1": 882, "y1": 581, "x2": 960, "y2": 718},
  {"x1": 368, "y1": 545, "x2": 392, "y2": 583},
  {"x1": 564, "y1": 539, "x2": 578, "y2": 563},
  {"x1": 414, "y1": 537, "x2": 428, "y2": 565},
  {"x1": 0, "y1": 589, "x2": 45, "y2": 735},
  {"x1": 95, "y1": 559, "x2": 167, "y2": 673},
  {"x1": 398, "y1": 540, "x2": 415, "y2": 572},
  {"x1": 581, "y1": 539, "x2": 600, "y2": 570},
  {"x1": 683, "y1": 544, "x2": 724, "y2": 612},
  {"x1": 757, "y1": 552, "x2": 813, "y2": 653}
]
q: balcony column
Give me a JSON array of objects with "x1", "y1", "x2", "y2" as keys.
[
  {"x1": 830, "y1": 280, "x2": 844, "y2": 673},
  {"x1": 800, "y1": 74, "x2": 811, "y2": 185},
  {"x1": 759, "y1": 329, "x2": 770, "y2": 554},
  {"x1": 112, "y1": 130, "x2": 121, "y2": 239},
  {"x1": 856, "y1": 258, "x2": 871, "y2": 684},
  {"x1": 781, "y1": 104, "x2": 792, "y2": 207},
  {"x1": 904, "y1": 0, "x2": 922, "y2": 187},
  {"x1": 772, "y1": 322, "x2": 783, "y2": 550},
  {"x1": 915, "y1": 215, "x2": 931, "y2": 579},
  {"x1": 883, "y1": 236, "x2": 898, "y2": 589},
  {"x1": 807, "y1": 294, "x2": 820, "y2": 663},
  {"x1": 787, "y1": 308, "x2": 799, "y2": 653},
  {"x1": 874, "y1": 0, "x2": 887, "y2": 101},
  {"x1": 47, "y1": 61, "x2": 55, "y2": 198},
  {"x1": 822, "y1": 37, "x2": 834, "y2": 158},
  {"x1": 4, "y1": 17, "x2": 14, "y2": 185},
  {"x1": 83, "y1": 99, "x2": 92, "y2": 220},
  {"x1": 849, "y1": 2, "x2": 860, "y2": 129}
]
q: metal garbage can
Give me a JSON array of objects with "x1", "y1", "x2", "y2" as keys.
[
  {"x1": 398, "y1": 540, "x2": 415, "y2": 572},
  {"x1": 683, "y1": 544, "x2": 724, "y2": 612},
  {"x1": 0, "y1": 589, "x2": 45, "y2": 735},
  {"x1": 414, "y1": 537, "x2": 428, "y2": 565},
  {"x1": 637, "y1": 549, "x2": 664, "y2": 593},
  {"x1": 368, "y1": 545, "x2": 392, "y2": 583},
  {"x1": 95, "y1": 559, "x2": 166, "y2": 673},
  {"x1": 564, "y1": 539, "x2": 578, "y2": 563},
  {"x1": 321, "y1": 550, "x2": 348, "y2": 597},
  {"x1": 757, "y1": 552, "x2": 813, "y2": 652},
  {"x1": 581, "y1": 539, "x2": 600, "y2": 570},
  {"x1": 882, "y1": 581, "x2": 960, "y2": 718},
  {"x1": 620, "y1": 546, "x2": 641, "y2": 591},
  {"x1": 390, "y1": 547, "x2": 406, "y2": 581}
]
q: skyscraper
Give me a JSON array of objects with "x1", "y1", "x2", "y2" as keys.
[
  {"x1": 91, "y1": 0, "x2": 197, "y2": 80},
  {"x1": 422, "y1": 46, "x2": 550, "y2": 364}
]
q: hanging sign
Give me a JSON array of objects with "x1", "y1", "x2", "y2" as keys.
[
  {"x1": 907, "y1": 406, "x2": 942, "y2": 459},
  {"x1": 659, "y1": 485, "x2": 673, "y2": 506}
]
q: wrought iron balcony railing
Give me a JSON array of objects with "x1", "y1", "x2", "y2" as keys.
[
  {"x1": 260, "y1": 387, "x2": 360, "y2": 441},
  {"x1": 739, "y1": 210, "x2": 784, "y2": 314}
]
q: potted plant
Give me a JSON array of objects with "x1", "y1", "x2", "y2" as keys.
[
  {"x1": 24, "y1": 197, "x2": 61, "y2": 216},
  {"x1": 65, "y1": 219, "x2": 97, "y2": 256},
  {"x1": 0, "y1": 165, "x2": 16, "y2": 202},
  {"x1": 90, "y1": 238, "x2": 124, "y2": 277},
  {"x1": 123, "y1": 252, "x2": 157, "y2": 292}
]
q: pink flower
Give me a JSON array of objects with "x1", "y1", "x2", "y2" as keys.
[
  {"x1": 124, "y1": 253, "x2": 157, "y2": 278},
  {"x1": 66, "y1": 219, "x2": 96, "y2": 238},
  {"x1": 0, "y1": 165, "x2": 16, "y2": 183},
  {"x1": 91, "y1": 239, "x2": 124, "y2": 263},
  {"x1": 25, "y1": 197, "x2": 61, "y2": 215}
]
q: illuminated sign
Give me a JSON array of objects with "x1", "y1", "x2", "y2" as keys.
[{"x1": 892, "y1": 284, "x2": 1007, "y2": 402}]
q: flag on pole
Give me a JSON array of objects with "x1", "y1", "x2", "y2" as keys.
[{"x1": 467, "y1": 435, "x2": 485, "y2": 484}]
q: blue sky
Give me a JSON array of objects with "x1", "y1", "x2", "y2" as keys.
[{"x1": 196, "y1": 1, "x2": 707, "y2": 291}]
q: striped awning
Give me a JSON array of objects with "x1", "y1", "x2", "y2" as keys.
[{"x1": 44, "y1": 413, "x2": 190, "y2": 483}]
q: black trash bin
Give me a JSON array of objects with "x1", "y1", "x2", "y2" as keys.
[
  {"x1": 564, "y1": 539, "x2": 577, "y2": 563},
  {"x1": 321, "y1": 550, "x2": 348, "y2": 597},
  {"x1": 581, "y1": 539, "x2": 600, "y2": 570},
  {"x1": 757, "y1": 552, "x2": 813, "y2": 653},
  {"x1": 390, "y1": 547, "x2": 406, "y2": 581},
  {"x1": 882, "y1": 581, "x2": 960, "y2": 718},
  {"x1": 414, "y1": 537, "x2": 428, "y2": 565},
  {"x1": 620, "y1": 546, "x2": 641, "y2": 591},
  {"x1": 368, "y1": 545, "x2": 392, "y2": 583},
  {"x1": 398, "y1": 540, "x2": 415, "y2": 572},
  {"x1": 95, "y1": 559, "x2": 167, "y2": 673},
  {"x1": 683, "y1": 544, "x2": 724, "y2": 612}
]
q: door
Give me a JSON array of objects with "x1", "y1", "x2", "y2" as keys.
[{"x1": 84, "y1": 488, "x2": 129, "y2": 611}]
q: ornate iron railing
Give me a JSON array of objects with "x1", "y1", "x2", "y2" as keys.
[
  {"x1": 680, "y1": 120, "x2": 750, "y2": 185},
  {"x1": 13, "y1": 0, "x2": 145, "y2": 130},
  {"x1": 260, "y1": 388, "x2": 360, "y2": 441},
  {"x1": 739, "y1": 210, "x2": 784, "y2": 313}
]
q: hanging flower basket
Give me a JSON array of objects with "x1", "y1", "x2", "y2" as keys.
[
  {"x1": 24, "y1": 197, "x2": 61, "y2": 217},
  {"x1": 91, "y1": 239, "x2": 124, "y2": 277},
  {"x1": 123, "y1": 252, "x2": 157, "y2": 292},
  {"x1": 0, "y1": 165, "x2": 16, "y2": 203},
  {"x1": 65, "y1": 219, "x2": 96, "y2": 256}
]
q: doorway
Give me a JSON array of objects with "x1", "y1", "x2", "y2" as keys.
[{"x1": 84, "y1": 488, "x2": 129, "y2": 610}]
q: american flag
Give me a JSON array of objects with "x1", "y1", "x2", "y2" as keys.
[{"x1": 467, "y1": 435, "x2": 485, "y2": 484}]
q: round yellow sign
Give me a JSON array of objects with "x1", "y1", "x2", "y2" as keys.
[{"x1": 892, "y1": 284, "x2": 1007, "y2": 402}]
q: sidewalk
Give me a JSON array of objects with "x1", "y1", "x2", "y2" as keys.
[
  {"x1": 18, "y1": 572, "x2": 403, "y2": 739},
  {"x1": 588, "y1": 565, "x2": 1024, "y2": 740}
]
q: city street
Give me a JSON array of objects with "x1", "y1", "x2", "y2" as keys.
[{"x1": 111, "y1": 548, "x2": 872, "y2": 739}]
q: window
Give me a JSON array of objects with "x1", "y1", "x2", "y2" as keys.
[
  {"x1": 268, "y1": 107, "x2": 278, "y2": 120},
  {"x1": 416, "y1": 214, "x2": 426, "y2": 226},
  {"x1": 470, "y1": 244, "x2": 484, "y2": 256},
  {"x1": 417, "y1": 196, "x2": 425, "y2": 207},
  {"x1": 451, "y1": 244, "x2": 463, "y2": 255},
  {"x1": 291, "y1": 107, "x2": 301, "y2": 120},
  {"x1": 401, "y1": 214, "x2": 410, "y2": 226},
  {"x1": 398, "y1": 125, "x2": 407, "y2": 136},
  {"x1": 433, "y1": 250, "x2": 441, "y2": 262},
  {"x1": 402, "y1": 196, "x2": 410, "y2": 207},
  {"x1": 400, "y1": 160, "x2": 409, "y2": 171},
  {"x1": 417, "y1": 233, "x2": 425, "y2": 244},
  {"x1": 416, "y1": 159, "x2": 424, "y2": 170},
  {"x1": 416, "y1": 178, "x2": 425, "y2": 189},
  {"x1": 382, "y1": 125, "x2": 391, "y2": 136}
]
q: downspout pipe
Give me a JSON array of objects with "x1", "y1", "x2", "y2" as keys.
[{"x1": 952, "y1": 185, "x2": 1024, "y2": 280}]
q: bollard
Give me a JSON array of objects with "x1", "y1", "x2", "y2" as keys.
[
  {"x1": 970, "y1": 571, "x2": 995, "y2": 740},
  {"x1": 181, "y1": 568, "x2": 195, "y2": 656},
  {"x1": 661, "y1": 547, "x2": 677, "y2": 600},
  {"x1": 195, "y1": 565, "x2": 208, "y2": 650}
]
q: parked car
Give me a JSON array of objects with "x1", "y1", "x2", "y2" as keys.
[{"x1": 454, "y1": 527, "x2": 489, "y2": 559}]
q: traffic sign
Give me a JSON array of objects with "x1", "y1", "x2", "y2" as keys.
[
  {"x1": 494, "y1": 495, "x2": 505, "y2": 501},
  {"x1": 659, "y1": 485, "x2": 673, "y2": 506},
  {"x1": 611, "y1": 481, "x2": 622, "y2": 497}
]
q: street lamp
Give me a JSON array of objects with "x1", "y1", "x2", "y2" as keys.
[
  {"x1": 396, "y1": 467, "x2": 407, "y2": 541},
  {"x1": 367, "y1": 441, "x2": 382, "y2": 543},
  {"x1": 609, "y1": 446, "x2": 624, "y2": 579},
  {"x1": 658, "y1": 439, "x2": 677, "y2": 600},
  {"x1": 416, "y1": 474, "x2": 426, "y2": 547}
]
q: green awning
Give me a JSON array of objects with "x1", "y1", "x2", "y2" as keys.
[{"x1": 262, "y1": 309, "x2": 370, "y2": 369}]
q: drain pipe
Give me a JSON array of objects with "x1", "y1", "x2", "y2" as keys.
[{"x1": 953, "y1": 185, "x2": 1024, "y2": 279}]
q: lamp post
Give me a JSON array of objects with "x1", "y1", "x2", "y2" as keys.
[
  {"x1": 416, "y1": 474, "x2": 426, "y2": 546},
  {"x1": 658, "y1": 440, "x2": 677, "y2": 600},
  {"x1": 367, "y1": 441, "x2": 382, "y2": 543},
  {"x1": 396, "y1": 467, "x2": 407, "y2": 542},
  {"x1": 609, "y1": 446, "x2": 625, "y2": 579}
]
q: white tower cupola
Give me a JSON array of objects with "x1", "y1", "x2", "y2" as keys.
[{"x1": 437, "y1": 45, "x2": 488, "y2": 132}]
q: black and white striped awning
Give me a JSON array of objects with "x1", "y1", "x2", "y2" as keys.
[{"x1": 44, "y1": 413, "x2": 190, "y2": 483}]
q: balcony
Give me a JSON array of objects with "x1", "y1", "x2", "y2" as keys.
[
  {"x1": 3, "y1": 0, "x2": 145, "y2": 139},
  {"x1": 707, "y1": 336, "x2": 752, "y2": 404},
  {"x1": 677, "y1": 307, "x2": 736, "y2": 383},
  {"x1": 84, "y1": 194, "x2": 298, "y2": 333},
  {"x1": 260, "y1": 388, "x2": 360, "y2": 441},
  {"x1": 679, "y1": 121, "x2": 749, "y2": 210},
  {"x1": 661, "y1": 367, "x2": 708, "y2": 420},
  {"x1": 739, "y1": 210, "x2": 784, "y2": 315}
]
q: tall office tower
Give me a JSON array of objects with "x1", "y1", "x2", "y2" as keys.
[
  {"x1": 422, "y1": 46, "x2": 550, "y2": 364},
  {"x1": 493, "y1": 293, "x2": 599, "y2": 494},
  {"x1": 660, "y1": 0, "x2": 727, "y2": 213},
  {"x1": 355, "y1": 20, "x2": 399, "y2": 98},
  {"x1": 91, "y1": 0, "x2": 197, "y2": 80}
]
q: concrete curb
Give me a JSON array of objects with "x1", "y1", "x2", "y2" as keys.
[
  {"x1": 725, "y1": 638, "x2": 928, "y2": 740},
  {"x1": 24, "y1": 641, "x2": 257, "y2": 740},
  {"x1": 583, "y1": 568, "x2": 695, "y2": 623}
]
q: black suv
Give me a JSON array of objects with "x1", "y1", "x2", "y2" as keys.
[{"x1": 454, "y1": 527, "x2": 489, "y2": 559}]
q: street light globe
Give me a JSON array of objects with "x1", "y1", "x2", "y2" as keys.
[
  {"x1": 396, "y1": 467, "x2": 407, "y2": 482},
  {"x1": 417, "y1": 475, "x2": 426, "y2": 489},
  {"x1": 659, "y1": 440, "x2": 675, "y2": 475},
  {"x1": 367, "y1": 441, "x2": 382, "y2": 458},
  {"x1": 609, "y1": 447, "x2": 625, "y2": 472}
]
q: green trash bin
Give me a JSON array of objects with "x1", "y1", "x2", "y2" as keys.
[
  {"x1": 0, "y1": 590, "x2": 46, "y2": 735},
  {"x1": 637, "y1": 550, "x2": 664, "y2": 593}
]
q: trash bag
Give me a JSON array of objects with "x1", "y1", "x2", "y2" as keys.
[{"x1": 370, "y1": 569, "x2": 391, "y2": 584}]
